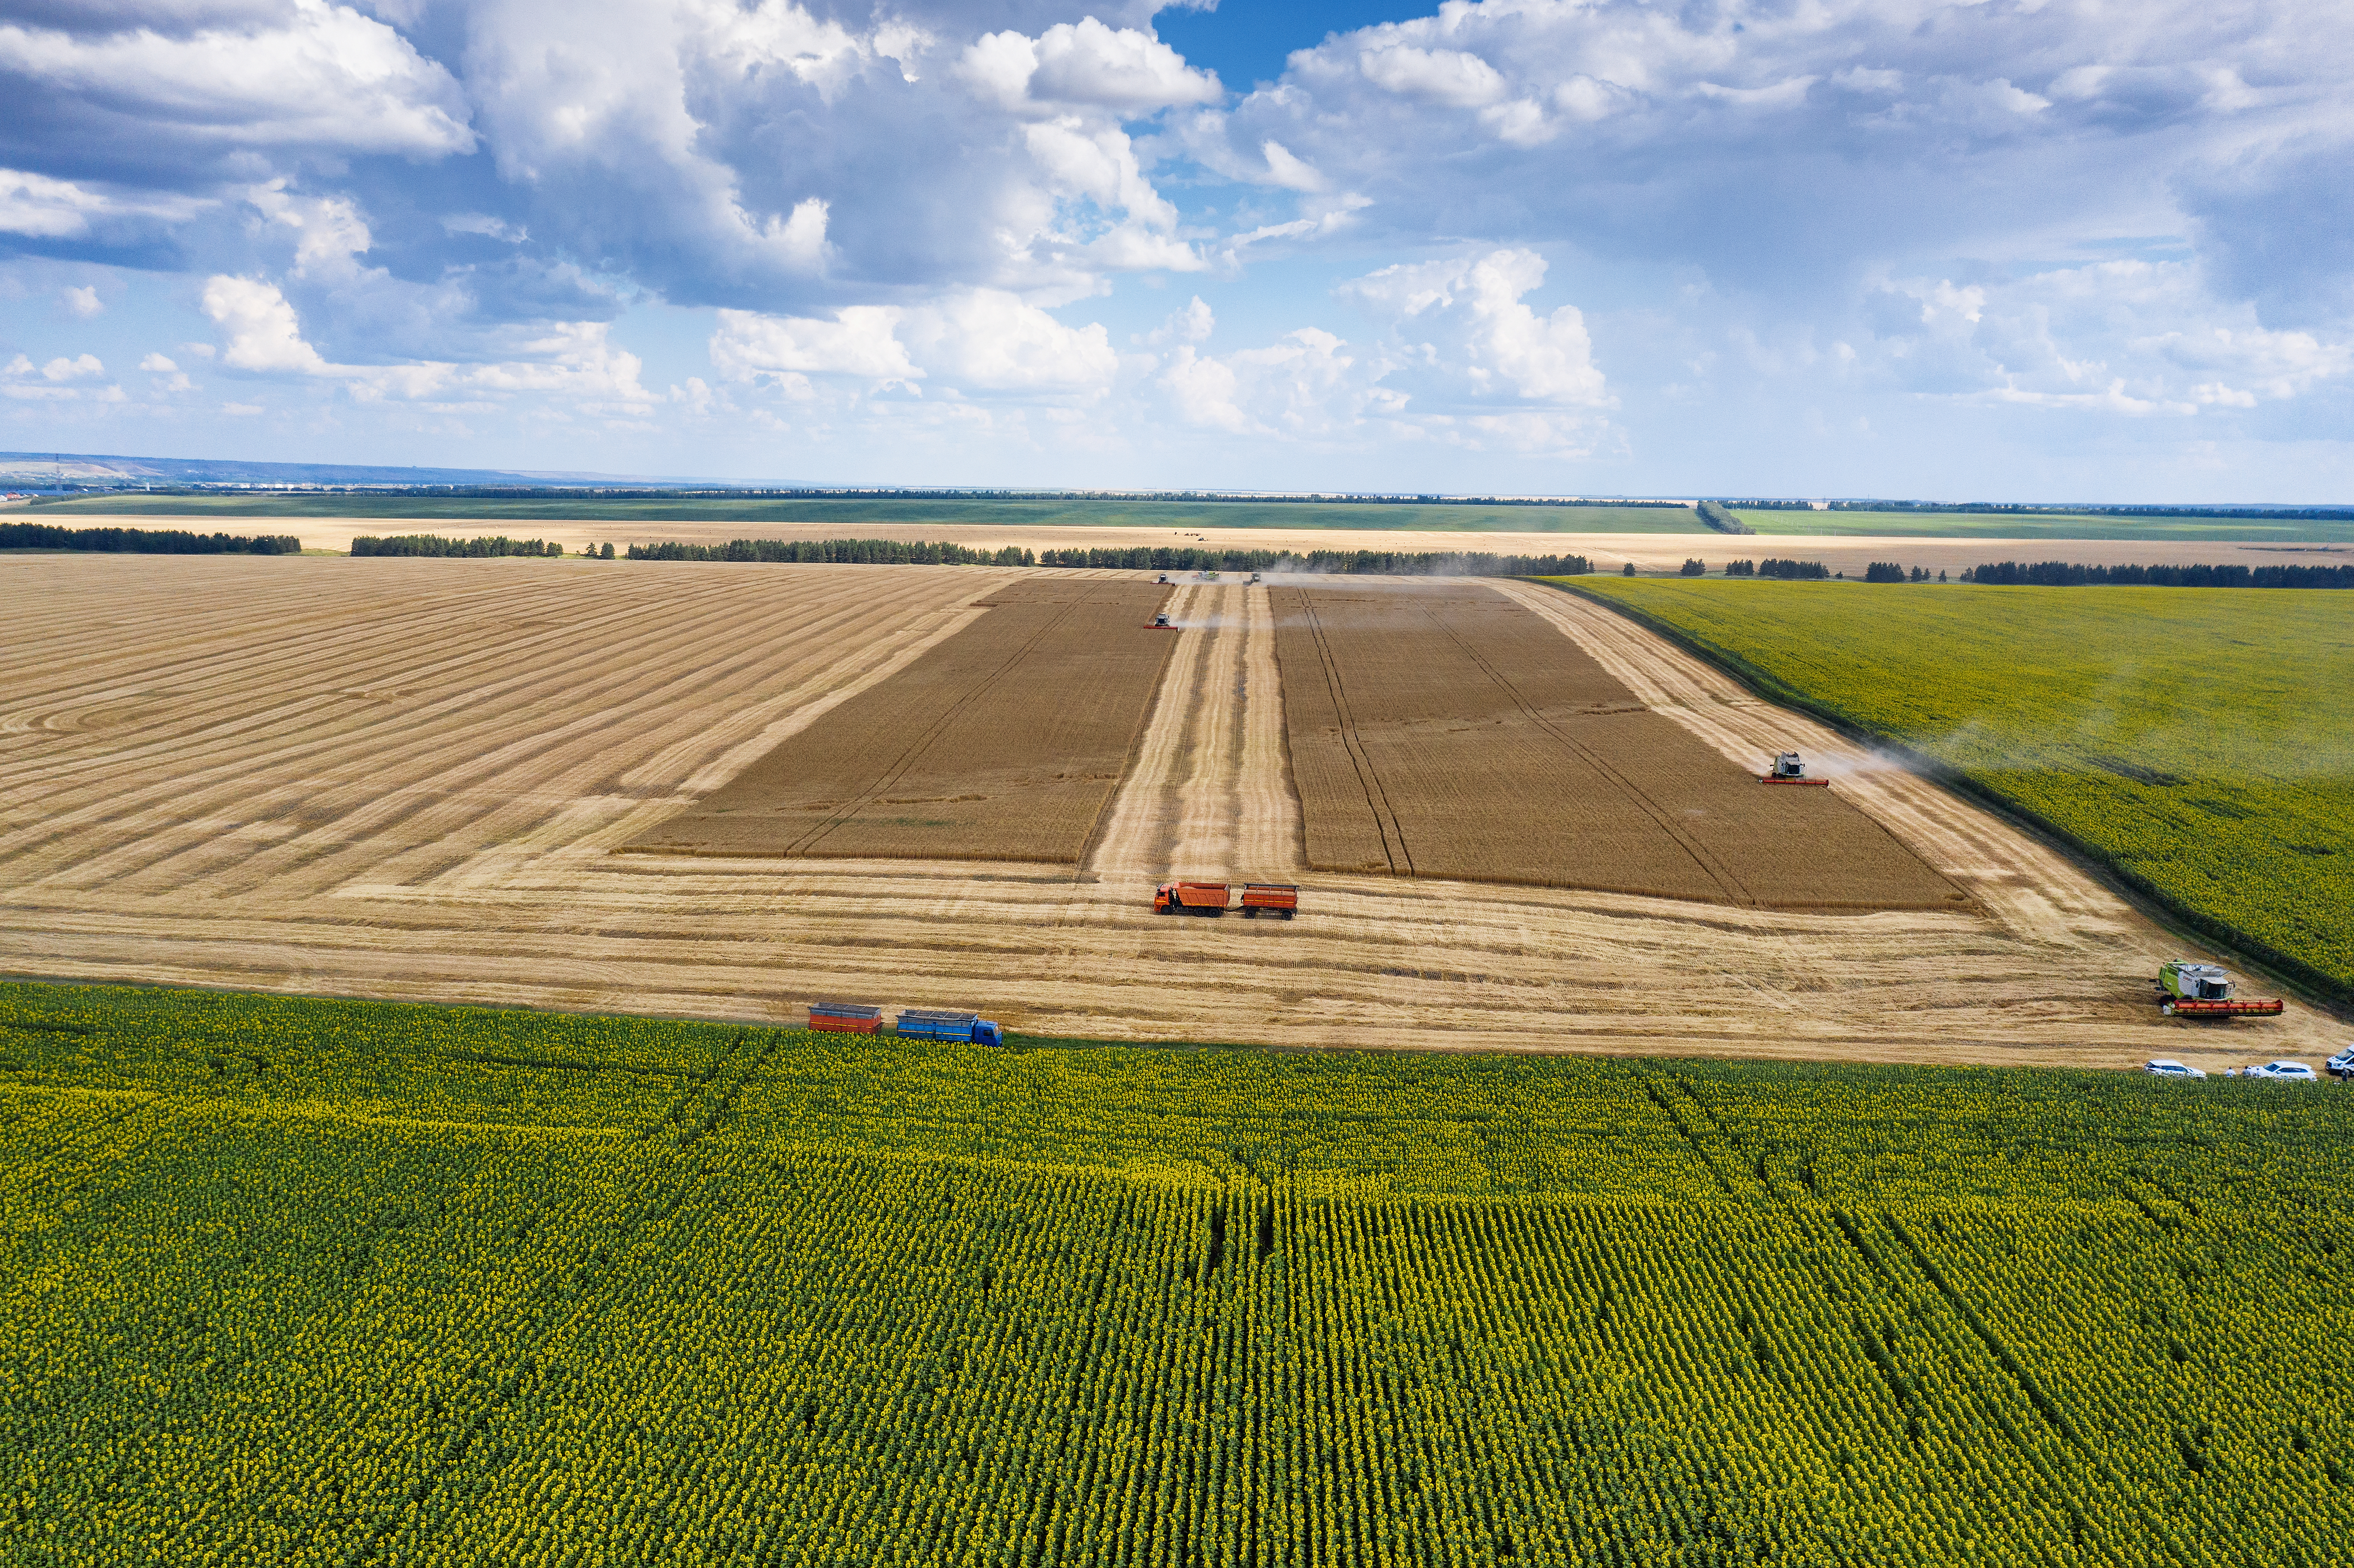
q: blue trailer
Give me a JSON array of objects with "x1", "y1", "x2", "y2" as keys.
[{"x1": 895, "y1": 1008, "x2": 1005, "y2": 1046}]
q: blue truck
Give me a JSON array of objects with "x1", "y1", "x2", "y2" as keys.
[{"x1": 894, "y1": 1008, "x2": 1005, "y2": 1046}]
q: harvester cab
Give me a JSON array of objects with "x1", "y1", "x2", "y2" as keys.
[
  {"x1": 1156, "y1": 574, "x2": 1170, "y2": 584},
  {"x1": 1249, "y1": 572, "x2": 1261, "y2": 584},
  {"x1": 1152, "y1": 612, "x2": 1172, "y2": 629},
  {"x1": 2158, "y1": 960, "x2": 2284, "y2": 1018}
]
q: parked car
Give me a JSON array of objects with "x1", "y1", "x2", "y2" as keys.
[
  {"x1": 2243, "y1": 1060, "x2": 2318, "y2": 1082},
  {"x1": 2145, "y1": 1059, "x2": 2207, "y2": 1079},
  {"x1": 2327, "y1": 1045, "x2": 2354, "y2": 1081}
]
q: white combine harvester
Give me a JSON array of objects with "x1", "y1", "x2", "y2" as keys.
[{"x1": 1759, "y1": 751, "x2": 1831, "y2": 787}]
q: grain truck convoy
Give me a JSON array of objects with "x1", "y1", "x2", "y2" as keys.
[
  {"x1": 807, "y1": 1003, "x2": 1004, "y2": 1044},
  {"x1": 1153, "y1": 881, "x2": 1299, "y2": 918}
]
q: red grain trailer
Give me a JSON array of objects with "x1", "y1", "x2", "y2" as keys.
[
  {"x1": 808, "y1": 1001, "x2": 884, "y2": 1034},
  {"x1": 1239, "y1": 883, "x2": 1299, "y2": 919}
]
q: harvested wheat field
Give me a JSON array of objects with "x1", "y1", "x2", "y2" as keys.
[
  {"x1": 1270, "y1": 581, "x2": 1965, "y2": 909},
  {"x1": 0, "y1": 552, "x2": 2337, "y2": 1071},
  {"x1": 631, "y1": 578, "x2": 1174, "y2": 863}
]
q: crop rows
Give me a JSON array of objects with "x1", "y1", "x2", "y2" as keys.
[{"x1": 2, "y1": 982, "x2": 2350, "y2": 1565}]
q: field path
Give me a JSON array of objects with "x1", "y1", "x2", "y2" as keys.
[{"x1": 2, "y1": 555, "x2": 2337, "y2": 1071}]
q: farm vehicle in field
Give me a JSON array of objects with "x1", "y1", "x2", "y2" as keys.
[
  {"x1": 895, "y1": 1009, "x2": 1006, "y2": 1046},
  {"x1": 1153, "y1": 880, "x2": 1299, "y2": 918},
  {"x1": 2157, "y1": 961, "x2": 2283, "y2": 1019},
  {"x1": 807, "y1": 1002, "x2": 1003, "y2": 1045},
  {"x1": 1759, "y1": 751, "x2": 1831, "y2": 786}
]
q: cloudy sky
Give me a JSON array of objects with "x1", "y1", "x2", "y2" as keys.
[{"x1": 2, "y1": 0, "x2": 2347, "y2": 498}]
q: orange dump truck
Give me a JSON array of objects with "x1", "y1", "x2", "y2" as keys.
[
  {"x1": 1155, "y1": 880, "x2": 1229, "y2": 915},
  {"x1": 1153, "y1": 881, "x2": 1300, "y2": 918},
  {"x1": 808, "y1": 1001, "x2": 884, "y2": 1034}
]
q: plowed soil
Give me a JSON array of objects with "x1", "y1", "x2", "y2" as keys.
[
  {"x1": 1271, "y1": 581, "x2": 1965, "y2": 909},
  {"x1": 2, "y1": 553, "x2": 2337, "y2": 1071},
  {"x1": 630, "y1": 579, "x2": 1174, "y2": 864}
]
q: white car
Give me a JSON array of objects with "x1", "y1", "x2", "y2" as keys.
[
  {"x1": 2243, "y1": 1061, "x2": 2318, "y2": 1082},
  {"x1": 2144, "y1": 1059, "x2": 2207, "y2": 1079},
  {"x1": 2328, "y1": 1046, "x2": 2354, "y2": 1081}
]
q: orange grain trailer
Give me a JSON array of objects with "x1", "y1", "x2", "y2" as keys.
[
  {"x1": 1154, "y1": 880, "x2": 1231, "y2": 915},
  {"x1": 808, "y1": 1001, "x2": 884, "y2": 1034},
  {"x1": 1239, "y1": 883, "x2": 1299, "y2": 919}
]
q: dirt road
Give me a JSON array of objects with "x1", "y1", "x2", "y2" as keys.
[{"x1": 2, "y1": 553, "x2": 2333, "y2": 1071}]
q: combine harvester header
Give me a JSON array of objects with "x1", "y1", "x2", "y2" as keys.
[{"x1": 2157, "y1": 961, "x2": 2283, "y2": 1018}]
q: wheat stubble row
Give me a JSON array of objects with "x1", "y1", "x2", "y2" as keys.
[{"x1": 4, "y1": 554, "x2": 2333, "y2": 1069}]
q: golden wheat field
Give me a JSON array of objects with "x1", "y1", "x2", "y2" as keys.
[
  {"x1": 633, "y1": 579, "x2": 1176, "y2": 863},
  {"x1": 0, "y1": 551, "x2": 2335, "y2": 1070},
  {"x1": 1269, "y1": 581, "x2": 1965, "y2": 908}
]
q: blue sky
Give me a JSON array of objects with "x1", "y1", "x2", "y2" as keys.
[{"x1": 3, "y1": 0, "x2": 2349, "y2": 500}]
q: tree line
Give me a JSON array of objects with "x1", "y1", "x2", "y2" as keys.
[
  {"x1": 626, "y1": 538, "x2": 1034, "y2": 564},
  {"x1": 1, "y1": 522, "x2": 301, "y2": 554},
  {"x1": 1962, "y1": 560, "x2": 2354, "y2": 588},
  {"x1": 350, "y1": 535, "x2": 565, "y2": 557}
]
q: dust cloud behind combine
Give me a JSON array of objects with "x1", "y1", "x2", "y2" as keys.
[{"x1": 0, "y1": 553, "x2": 2334, "y2": 1071}]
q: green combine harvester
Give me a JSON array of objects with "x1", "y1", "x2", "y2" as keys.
[{"x1": 2157, "y1": 960, "x2": 2284, "y2": 1018}]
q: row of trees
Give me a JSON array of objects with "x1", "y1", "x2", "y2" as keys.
[
  {"x1": 1964, "y1": 560, "x2": 2354, "y2": 588},
  {"x1": 627, "y1": 537, "x2": 1031, "y2": 564},
  {"x1": 1, "y1": 522, "x2": 301, "y2": 554},
  {"x1": 349, "y1": 534, "x2": 564, "y2": 556},
  {"x1": 1717, "y1": 558, "x2": 1831, "y2": 580}
]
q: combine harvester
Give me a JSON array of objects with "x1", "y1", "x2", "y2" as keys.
[
  {"x1": 2156, "y1": 961, "x2": 2283, "y2": 1019},
  {"x1": 1153, "y1": 881, "x2": 1300, "y2": 919},
  {"x1": 1759, "y1": 752, "x2": 1832, "y2": 787}
]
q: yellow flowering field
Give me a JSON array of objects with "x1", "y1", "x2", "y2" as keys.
[{"x1": 3, "y1": 981, "x2": 2349, "y2": 1565}]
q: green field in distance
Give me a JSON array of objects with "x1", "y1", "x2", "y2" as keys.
[
  {"x1": 4, "y1": 977, "x2": 2348, "y2": 1566},
  {"x1": 1565, "y1": 577, "x2": 2354, "y2": 994},
  {"x1": 1735, "y1": 508, "x2": 2354, "y2": 543},
  {"x1": 29, "y1": 493, "x2": 1710, "y2": 534}
]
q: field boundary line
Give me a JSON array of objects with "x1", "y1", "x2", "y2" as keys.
[{"x1": 1543, "y1": 580, "x2": 2354, "y2": 1013}]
